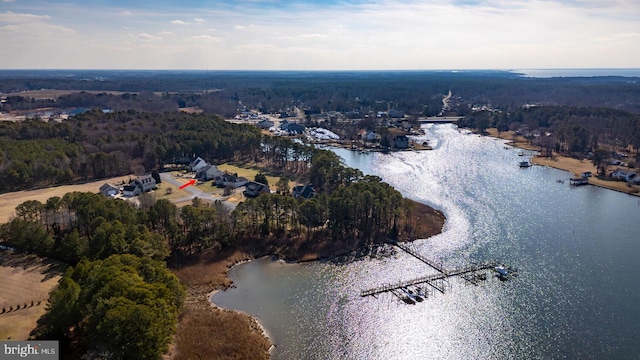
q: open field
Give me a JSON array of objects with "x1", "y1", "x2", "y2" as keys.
[
  {"x1": 217, "y1": 163, "x2": 298, "y2": 191},
  {"x1": 0, "y1": 175, "x2": 134, "y2": 224},
  {"x1": 0, "y1": 251, "x2": 65, "y2": 340}
]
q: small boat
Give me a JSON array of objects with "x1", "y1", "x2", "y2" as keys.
[
  {"x1": 404, "y1": 288, "x2": 423, "y2": 302},
  {"x1": 519, "y1": 161, "x2": 531, "y2": 168},
  {"x1": 495, "y1": 266, "x2": 509, "y2": 280}
]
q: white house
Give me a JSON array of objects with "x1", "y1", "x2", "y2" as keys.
[
  {"x1": 123, "y1": 184, "x2": 141, "y2": 197},
  {"x1": 196, "y1": 164, "x2": 223, "y2": 181},
  {"x1": 611, "y1": 168, "x2": 637, "y2": 182},
  {"x1": 134, "y1": 175, "x2": 157, "y2": 192},
  {"x1": 190, "y1": 157, "x2": 208, "y2": 172}
]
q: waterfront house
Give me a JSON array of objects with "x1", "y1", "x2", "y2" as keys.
[
  {"x1": 363, "y1": 131, "x2": 380, "y2": 142},
  {"x1": 611, "y1": 168, "x2": 637, "y2": 182},
  {"x1": 393, "y1": 135, "x2": 410, "y2": 149}
]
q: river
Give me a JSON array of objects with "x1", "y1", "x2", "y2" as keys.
[{"x1": 212, "y1": 124, "x2": 640, "y2": 359}]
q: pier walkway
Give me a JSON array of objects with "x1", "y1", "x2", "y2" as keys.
[
  {"x1": 392, "y1": 241, "x2": 446, "y2": 274},
  {"x1": 360, "y1": 241, "x2": 514, "y2": 300},
  {"x1": 360, "y1": 260, "x2": 501, "y2": 298}
]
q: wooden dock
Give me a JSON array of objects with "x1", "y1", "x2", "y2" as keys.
[
  {"x1": 392, "y1": 241, "x2": 446, "y2": 274},
  {"x1": 360, "y1": 242, "x2": 515, "y2": 300}
]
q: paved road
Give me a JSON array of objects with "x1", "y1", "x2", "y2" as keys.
[{"x1": 160, "y1": 172, "x2": 237, "y2": 211}]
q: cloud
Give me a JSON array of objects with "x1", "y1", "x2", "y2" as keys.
[
  {"x1": 300, "y1": 33, "x2": 328, "y2": 39},
  {"x1": 192, "y1": 34, "x2": 219, "y2": 41},
  {"x1": 2, "y1": 0, "x2": 16, "y2": 3},
  {"x1": 0, "y1": 11, "x2": 52, "y2": 22},
  {"x1": 133, "y1": 32, "x2": 163, "y2": 41},
  {"x1": 1, "y1": 0, "x2": 639, "y2": 69},
  {"x1": 592, "y1": 32, "x2": 640, "y2": 42}
]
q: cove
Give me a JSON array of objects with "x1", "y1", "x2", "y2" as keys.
[{"x1": 213, "y1": 124, "x2": 640, "y2": 359}]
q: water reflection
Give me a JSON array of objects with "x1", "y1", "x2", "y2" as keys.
[{"x1": 213, "y1": 124, "x2": 640, "y2": 359}]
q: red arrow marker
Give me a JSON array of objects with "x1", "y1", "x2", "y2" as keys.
[{"x1": 179, "y1": 179, "x2": 196, "y2": 190}]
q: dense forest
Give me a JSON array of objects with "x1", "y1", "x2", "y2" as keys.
[
  {"x1": 2, "y1": 70, "x2": 640, "y2": 118},
  {"x1": 0, "y1": 111, "x2": 265, "y2": 192}
]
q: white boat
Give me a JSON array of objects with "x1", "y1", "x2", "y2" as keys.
[{"x1": 495, "y1": 266, "x2": 509, "y2": 278}]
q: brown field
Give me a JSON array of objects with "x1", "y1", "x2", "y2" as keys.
[
  {"x1": 0, "y1": 252, "x2": 65, "y2": 340},
  {"x1": 0, "y1": 175, "x2": 135, "y2": 224}
]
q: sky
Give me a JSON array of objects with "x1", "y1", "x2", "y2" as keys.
[{"x1": 1, "y1": 0, "x2": 639, "y2": 70}]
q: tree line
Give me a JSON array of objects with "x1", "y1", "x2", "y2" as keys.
[
  {"x1": 4, "y1": 71, "x2": 640, "y2": 120},
  {"x1": 460, "y1": 105, "x2": 640, "y2": 161}
]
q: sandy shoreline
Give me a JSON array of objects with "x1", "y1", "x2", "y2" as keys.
[{"x1": 485, "y1": 128, "x2": 640, "y2": 197}]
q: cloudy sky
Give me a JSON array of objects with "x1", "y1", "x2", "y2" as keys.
[{"x1": 1, "y1": 0, "x2": 639, "y2": 70}]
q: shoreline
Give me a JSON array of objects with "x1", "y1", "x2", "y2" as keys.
[
  {"x1": 208, "y1": 286, "x2": 277, "y2": 356},
  {"x1": 484, "y1": 128, "x2": 640, "y2": 197},
  {"x1": 171, "y1": 199, "x2": 445, "y2": 359}
]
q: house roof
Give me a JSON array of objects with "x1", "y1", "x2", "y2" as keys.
[
  {"x1": 99, "y1": 183, "x2": 118, "y2": 191},
  {"x1": 293, "y1": 184, "x2": 315, "y2": 198}
]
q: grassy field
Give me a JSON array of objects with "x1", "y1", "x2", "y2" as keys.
[
  {"x1": 0, "y1": 175, "x2": 134, "y2": 224},
  {"x1": 217, "y1": 163, "x2": 299, "y2": 191},
  {"x1": 0, "y1": 252, "x2": 65, "y2": 340}
]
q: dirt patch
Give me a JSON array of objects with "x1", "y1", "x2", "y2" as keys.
[{"x1": 0, "y1": 251, "x2": 65, "y2": 340}]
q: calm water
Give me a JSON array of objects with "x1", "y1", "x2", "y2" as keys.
[{"x1": 213, "y1": 124, "x2": 640, "y2": 359}]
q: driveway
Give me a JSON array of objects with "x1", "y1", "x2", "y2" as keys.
[{"x1": 160, "y1": 172, "x2": 238, "y2": 211}]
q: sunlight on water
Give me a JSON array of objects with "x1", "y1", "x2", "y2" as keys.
[{"x1": 213, "y1": 124, "x2": 640, "y2": 359}]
